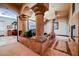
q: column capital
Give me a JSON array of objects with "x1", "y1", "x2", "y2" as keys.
[
  {"x1": 19, "y1": 14, "x2": 29, "y2": 21},
  {"x1": 31, "y1": 3, "x2": 49, "y2": 15}
]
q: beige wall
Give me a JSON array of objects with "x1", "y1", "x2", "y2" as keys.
[
  {"x1": 67, "y1": 3, "x2": 79, "y2": 55},
  {"x1": 54, "y1": 18, "x2": 68, "y2": 35},
  {"x1": 19, "y1": 20, "x2": 28, "y2": 32},
  {"x1": 44, "y1": 18, "x2": 68, "y2": 35},
  {"x1": 68, "y1": 4, "x2": 78, "y2": 44},
  {"x1": 45, "y1": 4, "x2": 79, "y2": 55},
  {"x1": 18, "y1": 19, "x2": 22, "y2": 31},
  {"x1": 0, "y1": 16, "x2": 16, "y2": 36},
  {"x1": 44, "y1": 20, "x2": 52, "y2": 34},
  {"x1": 75, "y1": 4, "x2": 79, "y2": 13}
]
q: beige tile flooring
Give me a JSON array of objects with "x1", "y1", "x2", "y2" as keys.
[
  {"x1": 0, "y1": 36, "x2": 39, "y2": 56},
  {"x1": 0, "y1": 36, "x2": 17, "y2": 46},
  {"x1": 0, "y1": 42, "x2": 39, "y2": 56},
  {"x1": 0, "y1": 36, "x2": 78, "y2": 56}
]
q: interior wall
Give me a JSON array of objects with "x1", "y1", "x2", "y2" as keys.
[
  {"x1": 0, "y1": 21, "x2": 6, "y2": 35},
  {"x1": 18, "y1": 19, "x2": 22, "y2": 31},
  {"x1": 44, "y1": 20, "x2": 52, "y2": 34},
  {"x1": 68, "y1": 4, "x2": 78, "y2": 44},
  {"x1": 67, "y1": 3, "x2": 78, "y2": 56},
  {"x1": 54, "y1": 18, "x2": 68, "y2": 35},
  {"x1": 44, "y1": 18, "x2": 68, "y2": 35}
]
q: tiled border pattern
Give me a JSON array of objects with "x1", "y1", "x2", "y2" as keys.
[{"x1": 53, "y1": 40, "x2": 72, "y2": 55}]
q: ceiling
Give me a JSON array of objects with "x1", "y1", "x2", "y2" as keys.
[
  {"x1": 51, "y1": 3, "x2": 70, "y2": 11},
  {"x1": 0, "y1": 3, "x2": 71, "y2": 20},
  {"x1": 0, "y1": 3, "x2": 25, "y2": 14},
  {"x1": 44, "y1": 3, "x2": 71, "y2": 19}
]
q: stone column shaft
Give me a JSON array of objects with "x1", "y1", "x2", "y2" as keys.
[
  {"x1": 31, "y1": 3, "x2": 49, "y2": 41},
  {"x1": 36, "y1": 11, "x2": 44, "y2": 36},
  {"x1": 21, "y1": 21, "x2": 26, "y2": 32},
  {"x1": 51, "y1": 19, "x2": 54, "y2": 34},
  {"x1": 19, "y1": 14, "x2": 28, "y2": 33}
]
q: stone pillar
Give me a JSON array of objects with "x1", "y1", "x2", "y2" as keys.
[
  {"x1": 22, "y1": 21, "x2": 26, "y2": 32},
  {"x1": 51, "y1": 19, "x2": 54, "y2": 34},
  {"x1": 36, "y1": 11, "x2": 44, "y2": 36},
  {"x1": 19, "y1": 14, "x2": 28, "y2": 33},
  {"x1": 31, "y1": 3, "x2": 49, "y2": 42},
  {"x1": 19, "y1": 3, "x2": 55, "y2": 55}
]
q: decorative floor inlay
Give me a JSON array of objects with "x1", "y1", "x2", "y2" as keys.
[
  {"x1": 66, "y1": 41, "x2": 72, "y2": 55},
  {"x1": 53, "y1": 40, "x2": 71, "y2": 55}
]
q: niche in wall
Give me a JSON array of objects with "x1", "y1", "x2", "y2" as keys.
[{"x1": 71, "y1": 25, "x2": 76, "y2": 41}]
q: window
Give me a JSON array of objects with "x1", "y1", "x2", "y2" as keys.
[{"x1": 28, "y1": 20, "x2": 36, "y2": 30}]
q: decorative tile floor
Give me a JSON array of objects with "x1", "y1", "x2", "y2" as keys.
[
  {"x1": 44, "y1": 36, "x2": 72, "y2": 56},
  {"x1": 54, "y1": 40, "x2": 67, "y2": 52},
  {"x1": 44, "y1": 40, "x2": 70, "y2": 56},
  {"x1": 53, "y1": 40, "x2": 71, "y2": 55}
]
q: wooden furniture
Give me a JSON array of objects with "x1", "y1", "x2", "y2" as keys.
[
  {"x1": 7, "y1": 30, "x2": 18, "y2": 36},
  {"x1": 7, "y1": 30, "x2": 12, "y2": 36}
]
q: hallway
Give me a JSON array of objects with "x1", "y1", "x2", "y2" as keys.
[{"x1": 0, "y1": 3, "x2": 78, "y2": 56}]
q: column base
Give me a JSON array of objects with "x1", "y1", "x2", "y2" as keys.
[
  {"x1": 19, "y1": 36, "x2": 55, "y2": 55},
  {"x1": 30, "y1": 36, "x2": 54, "y2": 55},
  {"x1": 34, "y1": 36, "x2": 47, "y2": 43}
]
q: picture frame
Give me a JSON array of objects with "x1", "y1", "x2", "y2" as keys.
[{"x1": 71, "y1": 25, "x2": 76, "y2": 41}]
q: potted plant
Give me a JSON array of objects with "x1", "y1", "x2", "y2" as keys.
[
  {"x1": 23, "y1": 29, "x2": 36, "y2": 37},
  {"x1": 12, "y1": 21, "x2": 17, "y2": 30}
]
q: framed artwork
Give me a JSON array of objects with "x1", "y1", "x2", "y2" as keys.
[{"x1": 71, "y1": 25, "x2": 76, "y2": 41}]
